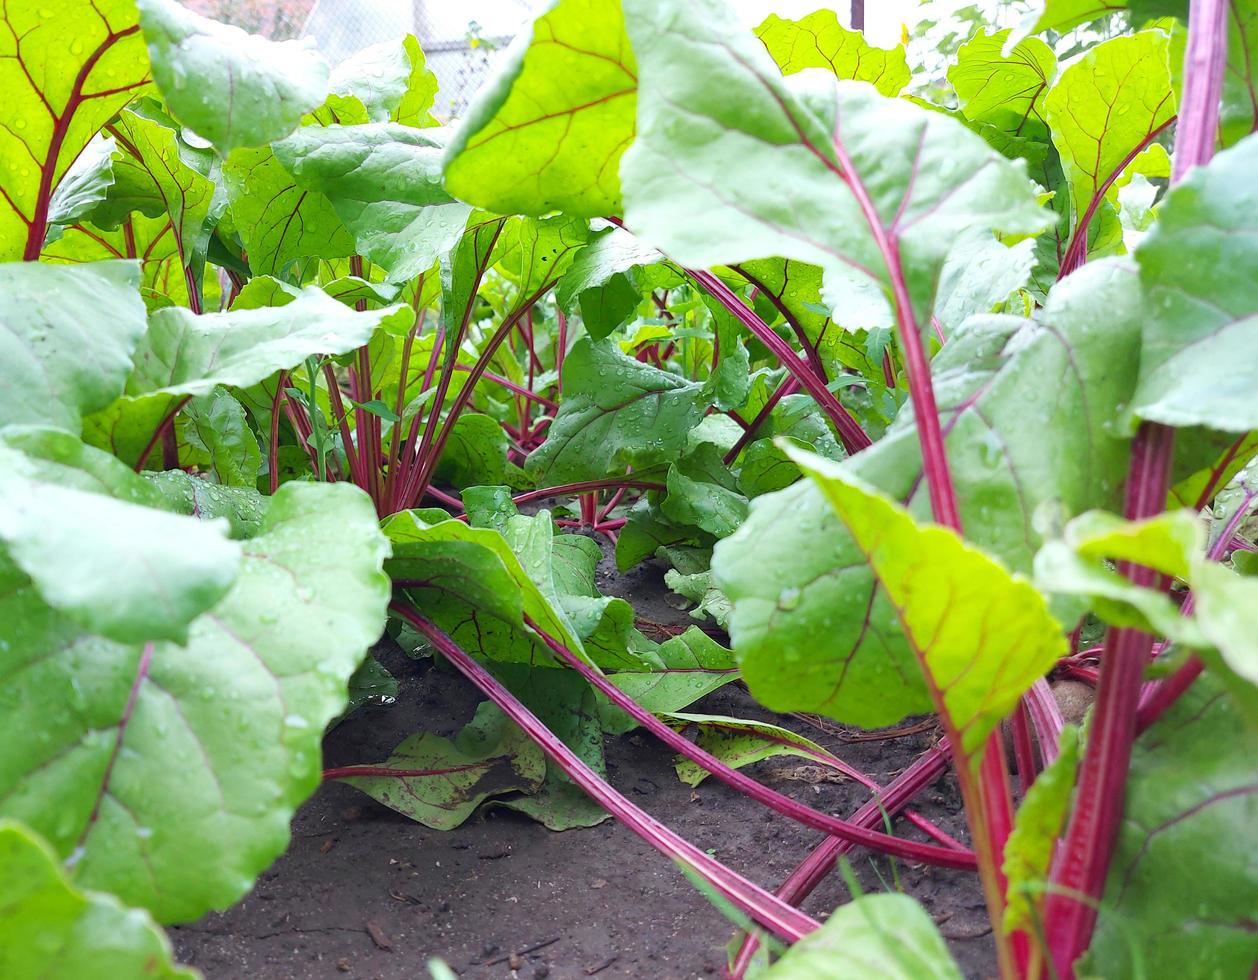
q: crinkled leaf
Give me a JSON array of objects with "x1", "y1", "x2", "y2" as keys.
[
  {"x1": 145, "y1": 470, "x2": 269, "y2": 539},
  {"x1": 762, "y1": 893, "x2": 962, "y2": 979},
  {"x1": 137, "y1": 0, "x2": 328, "y2": 152},
  {"x1": 333, "y1": 702, "x2": 545, "y2": 830},
  {"x1": 0, "y1": 0, "x2": 150, "y2": 260},
  {"x1": 621, "y1": 0, "x2": 1047, "y2": 331},
  {"x1": 665, "y1": 568, "x2": 732, "y2": 630},
  {"x1": 443, "y1": 0, "x2": 636, "y2": 217},
  {"x1": 0, "y1": 820, "x2": 194, "y2": 980},
  {"x1": 0, "y1": 481, "x2": 390, "y2": 922},
  {"x1": 1130, "y1": 133, "x2": 1258, "y2": 431},
  {"x1": 786, "y1": 449, "x2": 1065, "y2": 758},
  {"x1": 755, "y1": 9, "x2": 910, "y2": 96},
  {"x1": 221, "y1": 145, "x2": 355, "y2": 276},
  {"x1": 1084, "y1": 677, "x2": 1258, "y2": 979},
  {"x1": 274, "y1": 124, "x2": 471, "y2": 283},
  {"x1": 46, "y1": 134, "x2": 117, "y2": 234},
  {"x1": 176, "y1": 386, "x2": 262, "y2": 487},
  {"x1": 526, "y1": 338, "x2": 709, "y2": 484},
  {"x1": 0, "y1": 261, "x2": 147, "y2": 433},
  {"x1": 0, "y1": 439, "x2": 239, "y2": 645}
]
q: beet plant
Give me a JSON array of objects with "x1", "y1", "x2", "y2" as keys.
[{"x1": 1, "y1": 0, "x2": 1257, "y2": 977}]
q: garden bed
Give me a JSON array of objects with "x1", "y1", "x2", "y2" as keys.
[{"x1": 172, "y1": 558, "x2": 993, "y2": 979}]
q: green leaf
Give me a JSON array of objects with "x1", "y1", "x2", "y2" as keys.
[
  {"x1": 0, "y1": 0, "x2": 150, "y2": 261},
  {"x1": 0, "y1": 481, "x2": 390, "y2": 922},
  {"x1": 755, "y1": 9, "x2": 911, "y2": 96},
  {"x1": 432, "y1": 413, "x2": 509, "y2": 489},
  {"x1": 762, "y1": 893, "x2": 962, "y2": 979},
  {"x1": 662, "y1": 445, "x2": 748, "y2": 539},
  {"x1": 0, "y1": 438, "x2": 240, "y2": 646},
  {"x1": 42, "y1": 212, "x2": 192, "y2": 308},
  {"x1": 1129, "y1": 133, "x2": 1258, "y2": 431},
  {"x1": 621, "y1": 0, "x2": 1046, "y2": 331},
  {"x1": 786, "y1": 448, "x2": 1065, "y2": 758},
  {"x1": 145, "y1": 470, "x2": 269, "y2": 539},
  {"x1": 716, "y1": 260, "x2": 1141, "y2": 729},
  {"x1": 0, "y1": 261, "x2": 147, "y2": 433},
  {"x1": 1084, "y1": 677, "x2": 1258, "y2": 979},
  {"x1": 1022, "y1": 1, "x2": 1129, "y2": 35},
  {"x1": 328, "y1": 35, "x2": 439, "y2": 127},
  {"x1": 0, "y1": 820, "x2": 194, "y2": 980},
  {"x1": 176, "y1": 387, "x2": 262, "y2": 487},
  {"x1": 332, "y1": 702, "x2": 545, "y2": 830},
  {"x1": 1044, "y1": 31, "x2": 1176, "y2": 239},
  {"x1": 665, "y1": 567, "x2": 732, "y2": 630},
  {"x1": 274, "y1": 124, "x2": 471, "y2": 283},
  {"x1": 136, "y1": 0, "x2": 328, "y2": 152},
  {"x1": 555, "y1": 225, "x2": 663, "y2": 311},
  {"x1": 221, "y1": 145, "x2": 355, "y2": 276},
  {"x1": 668, "y1": 713, "x2": 841, "y2": 788},
  {"x1": 526, "y1": 338, "x2": 709, "y2": 484},
  {"x1": 949, "y1": 29, "x2": 1056, "y2": 139},
  {"x1": 46, "y1": 134, "x2": 117, "y2": 234},
  {"x1": 125, "y1": 287, "x2": 409, "y2": 398},
  {"x1": 1002, "y1": 725, "x2": 1080, "y2": 933},
  {"x1": 443, "y1": 0, "x2": 636, "y2": 217}
]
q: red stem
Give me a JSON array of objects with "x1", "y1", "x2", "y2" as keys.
[
  {"x1": 1043, "y1": 4, "x2": 1228, "y2": 969},
  {"x1": 391, "y1": 601, "x2": 819, "y2": 942},
  {"x1": 724, "y1": 376, "x2": 800, "y2": 465},
  {"x1": 523, "y1": 616, "x2": 977, "y2": 870},
  {"x1": 686, "y1": 269, "x2": 871, "y2": 455},
  {"x1": 133, "y1": 395, "x2": 192, "y2": 472}
]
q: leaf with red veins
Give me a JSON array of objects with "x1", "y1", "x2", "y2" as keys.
[
  {"x1": 0, "y1": 0, "x2": 151, "y2": 261},
  {"x1": 443, "y1": 0, "x2": 637, "y2": 218}
]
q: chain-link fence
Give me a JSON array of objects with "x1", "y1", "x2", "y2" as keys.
[{"x1": 184, "y1": 0, "x2": 541, "y2": 119}]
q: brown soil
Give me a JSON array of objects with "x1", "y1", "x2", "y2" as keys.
[{"x1": 171, "y1": 558, "x2": 995, "y2": 980}]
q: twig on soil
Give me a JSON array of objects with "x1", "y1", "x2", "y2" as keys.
[
  {"x1": 585, "y1": 955, "x2": 619, "y2": 975},
  {"x1": 484, "y1": 936, "x2": 562, "y2": 966},
  {"x1": 365, "y1": 920, "x2": 393, "y2": 951}
]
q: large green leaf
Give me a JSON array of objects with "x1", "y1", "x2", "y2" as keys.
[
  {"x1": 755, "y1": 9, "x2": 910, "y2": 96},
  {"x1": 525, "y1": 337, "x2": 709, "y2": 484},
  {"x1": 1130, "y1": 133, "x2": 1258, "y2": 431},
  {"x1": 327, "y1": 35, "x2": 439, "y2": 127},
  {"x1": 0, "y1": 481, "x2": 390, "y2": 923},
  {"x1": 332, "y1": 702, "x2": 545, "y2": 830},
  {"x1": 787, "y1": 450, "x2": 1064, "y2": 757},
  {"x1": 949, "y1": 29, "x2": 1056, "y2": 139},
  {"x1": 0, "y1": 438, "x2": 239, "y2": 646},
  {"x1": 42, "y1": 211, "x2": 192, "y2": 308},
  {"x1": 274, "y1": 124, "x2": 471, "y2": 283},
  {"x1": 0, "y1": 261, "x2": 147, "y2": 433},
  {"x1": 136, "y1": 0, "x2": 328, "y2": 153},
  {"x1": 443, "y1": 0, "x2": 636, "y2": 217},
  {"x1": 1044, "y1": 31, "x2": 1176, "y2": 240},
  {"x1": 126, "y1": 287, "x2": 409, "y2": 398},
  {"x1": 620, "y1": 0, "x2": 1046, "y2": 330},
  {"x1": 220, "y1": 144, "x2": 355, "y2": 276},
  {"x1": 715, "y1": 260, "x2": 1141, "y2": 727},
  {"x1": 1084, "y1": 677, "x2": 1258, "y2": 979},
  {"x1": 0, "y1": 820, "x2": 194, "y2": 980},
  {"x1": 762, "y1": 893, "x2": 962, "y2": 979},
  {"x1": 0, "y1": 0, "x2": 150, "y2": 260}
]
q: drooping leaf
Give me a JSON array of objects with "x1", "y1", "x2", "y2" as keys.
[
  {"x1": 786, "y1": 450, "x2": 1065, "y2": 757},
  {"x1": 333, "y1": 702, "x2": 545, "y2": 830},
  {"x1": 0, "y1": 0, "x2": 150, "y2": 261},
  {"x1": 669, "y1": 713, "x2": 842, "y2": 788},
  {"x1": 762, "y1": 893, "x2": 962, "y2": 979},
  {"x1": 525, "y1": 337, "x2": 710, "y2": 484},
  {"x1": 274, "y1": 124, "x2": 471, "y2": 283},
  {"x1": 0, "y1": 481, "x2": 389, "y2": 923},
  {"x1": 0, "y1": 438, "x2": 239, "y2": 645},
  {"x1": 46, "y1": 134, "x2": 117, "y2": 234},
  {"x1": 1129, "y1": 133, "x2": 1258, "y2": 431},
  {"x1": 0, "y1": 820, "x2": 194, "y2": 980},
  {"x1": 621, "y1": 0, "x2": 1047, "y2": 331},
  {"x1": 327, "y1": 34, "x2": 439, "y2": 127},
  {"x1": 755, "y1": 9, "x2": 911, "y2": 96},
  {"x1": 443, "y1": 0, "x2": 637, "y2": 217},
  {"x1": 0, "y1": 260, "x2": 147, "y2": 433},
  {"x1": 136, "y1": 0, "x2": 328, "y2": 153},
  {"x1": 716, "y1": 260, "x2": 1141, "y2": 728},
  {"x1": 1044, "y1": 31, "x2": 1176, "y2": 244},
  {"x1": 1084, "y1": 677, "x2": 1258, "y2": 979}
]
